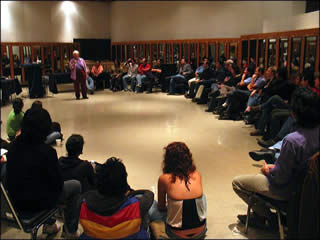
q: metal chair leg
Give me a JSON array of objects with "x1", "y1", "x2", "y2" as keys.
[
  {"x1": 245, "y1": 196, "x2": 253, "y2": 234},
  {"x1": 277, "y1": 211, "x2": 285, "y2": 240}
]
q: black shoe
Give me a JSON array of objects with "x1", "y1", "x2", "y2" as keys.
[
  {"x1": 257, "y1": 139, "x2": 276, "y2": 148},
  {"x1": 83, "y1": 96, "x2": 88, "y2": 99},
  {"x1": 249, "y1": 149, "x2": 275, "y2": 164},
  {"x1": 197, "y1": 101, "x2": 206, "y2": 105},
  {"x1": 212, "y1": 109, "x2": 220, "y2": 115},
  {"x1": 219, "y1": 113, "x2": 231, "y2": 120},
  {"x1": 205, "y1": 109, "x2": 213, "y2": 112},
  {"x1": 192, "y1": 98, "x2": 197, "y2": 102},
  {"x1": 146, "y1": 91, "x2": 152, "y2": 94},
  {"x1": 76, "y1": 97, "x2": 80, "y2": 100},
  {"x1": 237, "y1": 214, "x2": 267, "y2": 230},
  {"x1": 167, "y1": 93, "x2": 174, "y2": 95}
]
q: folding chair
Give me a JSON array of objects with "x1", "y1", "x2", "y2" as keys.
[
  {"x1": 1, "y1": 182, "x2": 59, "y2": 240},
  {"x1": 245, "y1": 193, "x2": 288, "y2": 239}
]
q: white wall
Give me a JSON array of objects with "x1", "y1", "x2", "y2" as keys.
[
  {"x1": 2, "y1": 1, "x2": 313, "y2": 43},
  {"x1": 110, "y1": 1, "x2": 306, "y2": 42},
  {"x1": 262, "y1": 11, "x2": 319, "y2": 33},
  {"x1": 1, "y1": 1, "x2": 111, "y2": 42}
]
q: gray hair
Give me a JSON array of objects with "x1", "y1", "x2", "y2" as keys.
[{"x1": 73, "y1": 50, "x2": 79, "y2": 56}]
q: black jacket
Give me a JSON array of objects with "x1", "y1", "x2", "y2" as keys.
[
  {"x1": 59, "y1": 156, "x2": 95, "y2": 193},
  {"x1": 6, "y1": 135, "x2": 63, "y2": 211},
  {"x1": 260, "y1": 78, "x2": 289, "y2": 103}
]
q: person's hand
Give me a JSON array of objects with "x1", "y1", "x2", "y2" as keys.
[
  {"x1": 250, "y1": 90, "x2": 257, "y2": 97},
  {"x1": 1, "y1": 156, "x2": 7, "y2": 163},
  {"x1": 16, "y1": 129, "x2": 21, "y2": 137},
  {"x1": 224, "y1": 77, "x2": 229, "y2": 82},
  {"x1": 311, "y1": 152, "x2": 320, "y2": 160},
  {"x1": 261, "y1": 162, "x2": 270, "y2": 176},
  {"x1": 258, "y1": 89, "x2": 262, "y2": 95},
  {"x1": 182, "y1": 72, "x2": 186, "y2": 75}
]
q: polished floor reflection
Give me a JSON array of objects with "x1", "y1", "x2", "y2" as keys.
[{"x1": 0, "y1": 90, "x2": 278, "y2": 239}]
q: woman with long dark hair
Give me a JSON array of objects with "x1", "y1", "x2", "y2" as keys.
[{"x1": 149, "y1": 142, "x2": 207, "y2": 239}]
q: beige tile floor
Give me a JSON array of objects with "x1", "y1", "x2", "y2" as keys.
[{"x1": 0, "y1": 89, "x2": 278, "y2": 239}]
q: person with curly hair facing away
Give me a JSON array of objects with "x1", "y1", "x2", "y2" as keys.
[{"x1": 149, "y1": 142, "x2": 207, "y2": 239}]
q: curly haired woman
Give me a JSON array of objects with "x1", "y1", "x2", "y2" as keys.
[{"x1": 149, "y1": 142, "x2": 207, "y2": 239}]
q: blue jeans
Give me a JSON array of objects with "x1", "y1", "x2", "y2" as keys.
[
  {"x1": 122, "y1": 74, "x2": 136, "y2": 90},
  {"x1": 210, "y1": 83, "x2": 219, "y2": 91},
  {"x1": 169, "y1": 74, "x2": 185, "y2": 94},
  {"x1": 276, "y1": 116, "x2": 296, "y2": 139},
  {"x1": 270, "y1": 140, "x2": 283, "y2": 160},
  {"x1": 59, "y1": 180, "x2": 82, "y2": 233},
  {"x1": 257, "y1": 95, "x2": 289, "y2": 132},
  {"x1": 45, "y1": 131, "x2": 62, "y2": 145},
  {"x1": 136, "y1": 74, "x2": 147, "y2": 87},
  {"x1": 148, "y1": 201, "x2": 167, "y2": 222},
  {"x1": 247, "y1": 93, "x2": 261, "y2": 107},
  {"x1": 86, "y1": 76, "x2": 94, "y2": 91}
]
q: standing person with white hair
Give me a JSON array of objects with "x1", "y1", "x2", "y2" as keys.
[{"x1": 69, "y1": 50, "x2": 88, "y2": 100}]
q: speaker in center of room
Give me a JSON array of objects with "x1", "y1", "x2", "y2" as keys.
[{"x1": 73, "y1": 39, "x2": 111, "y2": 60}]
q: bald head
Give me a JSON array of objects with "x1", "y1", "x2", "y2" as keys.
[{"x1": 73, "y1": 50, "x2": 80, "y2": 59}]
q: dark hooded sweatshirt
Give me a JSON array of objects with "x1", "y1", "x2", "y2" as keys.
[{"x1": 59, "y1": 156, "x2": 95, "y2": 193}]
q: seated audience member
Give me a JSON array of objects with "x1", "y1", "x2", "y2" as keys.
[
  {"x1": 185, "y1": 57, "x2": 208, "y2": 98},
  {"x1": 90, "y1": 60, "x2": 107, "y2": 90},
  {"x1": 122, "y1": 58, "x2": 138, "y2": 92},
  {"x1": 312, "y1": 72, "x2": 320, "y2": 96},
  {"x1": 110, "y1": 59, "x2": 123, "y2": 91},
  {"x1": 6, "y1": 108, "x2": 81, "y2": 238},
  {"x1": 136, "y1": 57, "x2": 151, "y2": 93},
  {"x1": 31, "y1": 100, "x2": 43, "y2": 110},
  {"x1": 6, "y1": 98, "x2": 24, "y2": 141},
  {"x1": 168, "y1": 58, "x2": 193, "y2": 95},
  {"x1": 79, "y1": 157, "x2": 154, "y2": 239},
  {"x1": 249, "y1": 71, "x2": 306, "y2": 137},
  {"x1": 149, "y1": 142, "x2": 207, "y2": 239},
  {"x1": 232, "y1": 87, "x2": 320, "y2": 230},
  {"x1": 220, "y1": 67, "x2": 265, "y2": 120},
  {"x1": 191, "y1": 61, "x2": 216, "y2": 104},
  {"x1": 243, "y1": 66, "x2": 288, "y2": 126},
  {"x1": 145, "y1": 58, "x2": 163, "y2": 93},
  {"x1": 28, "y1": 100, "x2": 63, "y2": 145},
  {"x1": 86, "y1": 66, "x2": 95, "y2": 94},
  {"x1": 59, "y1": 134, "x2": 95, "y2": 193}
]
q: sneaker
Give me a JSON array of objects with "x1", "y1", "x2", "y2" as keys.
[
  {"x1": 43, "y1": 222, "x2": 61, "y2": 235},
  {"x1": 61, "y1": 226, "x2": 80, "y2": 239}
]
